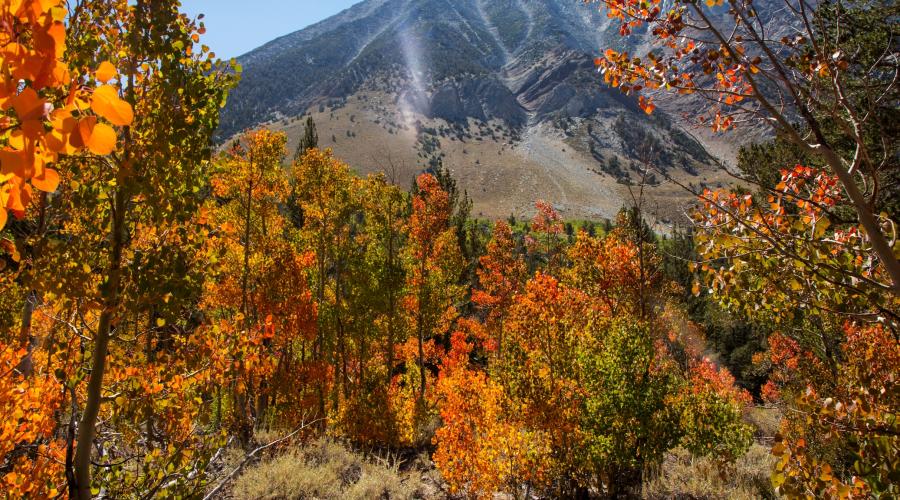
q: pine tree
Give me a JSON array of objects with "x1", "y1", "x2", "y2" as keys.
[{"x1": 294, "y1": 116, "x2": 319, "y2": 160}]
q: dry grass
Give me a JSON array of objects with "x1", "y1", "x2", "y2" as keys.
[
  {"x1": 225, "y1": 409, "x2": 783, "y2": 499},
  {"x1": 229, "y1": 438, "x2": 432, "y2": 500},
  {"x1": 744, "y1": 407, "x2": 782, "y2": 442},
  {"x1": 643, "y1": 444, "x2": 777, "y2": 499}
]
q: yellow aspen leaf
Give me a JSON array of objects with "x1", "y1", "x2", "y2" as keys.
[
  {"x1": 96, "y1": 61, "x2": 117, "y2": 83},
  {"x1": 0, "y1": 206, "x2": 6, "y2": 230},
  {"x1": 91, "y1": 84, "x2": 134, "y2": 126}
]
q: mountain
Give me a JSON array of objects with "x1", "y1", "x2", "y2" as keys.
[{"x1": 219, "y1": 0, "x2": 735, "y2": 222}]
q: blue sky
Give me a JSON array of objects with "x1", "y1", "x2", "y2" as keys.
[{"x1": 181, "y1": 1, "x2": 361, "y2": 59}]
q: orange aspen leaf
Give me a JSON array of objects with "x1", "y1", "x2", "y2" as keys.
[
  {"x1": 95, "y1": 61, "x2": 118, "y2": 83},
  {"x1": 85, "y1": 121, "x2": 116, "y2": 155},
  {"x1": 91, "y1": 84, "x2": 134, "y2": 126},
  {"x1": 31, "y1": 167, "x2": 59, "y2": 192}
]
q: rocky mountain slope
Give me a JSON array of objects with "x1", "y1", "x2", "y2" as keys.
[{"x1": 220, "y1": 0, "x2": 737, "y2": 222}]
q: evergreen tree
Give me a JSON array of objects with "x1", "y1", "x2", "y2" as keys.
[{"x1": 294, "y1": 115, "x2": 319, "y2": 160}]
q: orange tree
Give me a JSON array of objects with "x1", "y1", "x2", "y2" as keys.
[
  {"x1": 290, "y1": 147, "x2": 360, "y2": 429},
  {"x1": 471, "y1": 220, "x2": 527, "y2": 356},
  {"x1": 200, "y1": 128, "x2": 321, "y2": 442},
  {"x1": 588, "y1": 0, "x2": 900, "y2": 292},
  {"x1": 499, "y1": 271, "x2": 595, "y2": 492},
  {"x1": 433, "y1": 322, "x2": 551, "y2": 498},
  {"x1": 396, "y1": 173, "x2": 463, "y2": 445},
  {"x1": 525, "y1": 200, "x2": 566, "y2": 274},
  {"x1": 434, "y1": 222, "x2": 753, "y2": 497}
]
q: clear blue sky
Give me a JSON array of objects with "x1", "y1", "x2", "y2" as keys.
[{"x1": 181, "y1": 1, "x2": 361, "y2": 59}]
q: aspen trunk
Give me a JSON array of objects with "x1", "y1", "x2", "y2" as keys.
[
  {"x1": 74, "y1": 189, "x2": 126, "y2": 499},
  {"x1": 17, "y1": 291, "x2": 37, "y2": 377}
]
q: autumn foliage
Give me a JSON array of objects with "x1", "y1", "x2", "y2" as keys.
[
  {"x1": 0, "y1": 0, "x2": 890, "y2": 497},
  {"x1": 0, "y1": 0, "x2": 135, "y2": 230},
  {"x1": 431, "y1": 205, "x2": 754, "y2": 497},
  {"x1": 695, "y1": 167, "x2": 899, "y2": 496}
]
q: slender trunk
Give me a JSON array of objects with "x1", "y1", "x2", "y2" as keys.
[
  {"x1": 241, "y1": 176, "x2": 253, "y2": 324},
  {"x1": 417, "y1": 315, "x2": 426, "y2": 401},
  {"x1": 255, "y1": 382, "x2": 268, "y2": 430},
  {"x1": 638, "y1": 221, "x2": 646, "y2": 320},
  {"x1": 18, "y1": 193, "x2": 47, "y2": 377},
  {"x1": 416, "y1": 278, "x2": 428, "y2": 402},
  {"x1": 315, "y1": 233, "x2": 327, "y2": 428},
  {"x1": 17, "y1": 291, "x2": 37, "y2": 377},
  {"x1": 414, "y1": 253, "x2": 428, "y2": 401},
  {"x1": 385, "y1": 222, "x2": 397, "y2": 389},
  {"x1": 144, "y1": 310, "x2": 156, "y2": 443},
  {"x1": 336, "y1": 266, "x2": 348, "y2": 400},
  {"x1": 65, "y1": 386, "x2": 77, "y2": 498},
  {"x1": 357, "y1": 329, "x2": 365, "y2": 400},
  {"x1": 338, "y1": 316, "x2": 348, "y2": 400},
  {"x1": 74, "y1": 188, "x2": 127, "y2": 499},
  {"x1": 237, "y1": 166, "x2": 255, "y2": 443},
  {"x1": 215, "y1": 386, "x2": 222, "y2": 429}
]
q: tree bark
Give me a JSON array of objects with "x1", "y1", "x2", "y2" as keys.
[
  {"x1": 18, "y1": 193, "x2": 48, "y2": 377},
  {"x1": 17, "y1": 290, "x2": 37, "y2": 377},
  {"x1": 74, "y1": 188, "x2": 127, "y2": 499}
]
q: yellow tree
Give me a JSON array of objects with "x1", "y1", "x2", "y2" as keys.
[
  {"x1": 291, "y1": 147, "x2": 359, "y2": 425},
  {"x1": 332, "y1": 173, "x2": 408, "y2": 442},
  {"x1": 57, "y1": 1, "x2": 235, "y2": 496},
  {"x1": 202, "y1": 128, "x2": 296, "y2": 441}
]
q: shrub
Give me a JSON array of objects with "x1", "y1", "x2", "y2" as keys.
[
  {"x1": 231, "y1": 438, "x2": 419, "y2": 499},
  {"x1": 643, "y1": 444, "x2": 777, "y2": 499}
]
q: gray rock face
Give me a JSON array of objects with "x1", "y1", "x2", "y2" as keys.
[
  {"x1": 219, "y1": 0, "x2": 627, "y2": 137},
  {"x1": 427, "y1": 79, "x2": 527, "y2": 126}
]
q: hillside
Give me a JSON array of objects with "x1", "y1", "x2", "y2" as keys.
[{"x1": 220, "y1": 0, "x2": 736, "y2": 222}]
